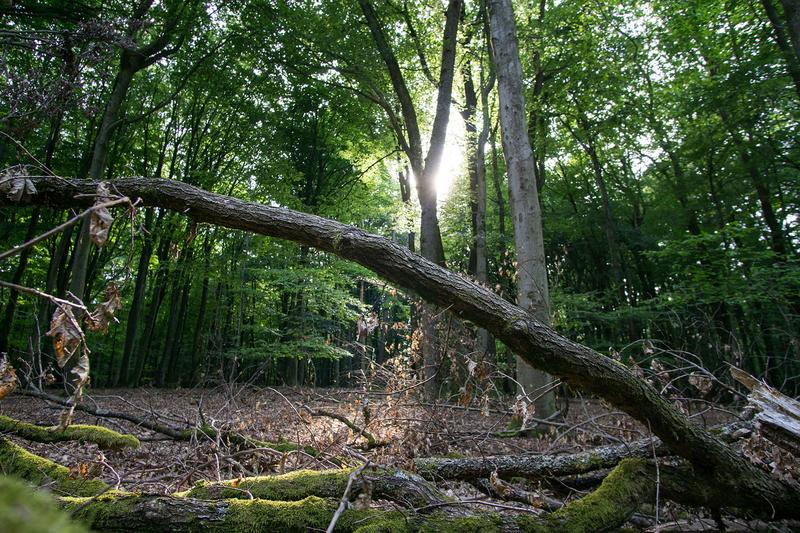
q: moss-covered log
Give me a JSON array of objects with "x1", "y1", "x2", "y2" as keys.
[
  {"x1": 60, "y1": 460, "x2": 710, "y2": 533},
  {"x1": 0, "y1": 414, "x2": 140, "y2": 450},
  {"x1": 180, "y1": 467, "x2": 447, "y2": 508},
  {"x1": 1, "y1": 441, "x2": 775, "y2": 533},
  {"x1": 0, "y1": 438, "x2": 108, "y2": 496}
]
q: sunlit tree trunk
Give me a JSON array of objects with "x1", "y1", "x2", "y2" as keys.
[{"x1": 488, "y1": 0, "x2": 556, "y2": 421}]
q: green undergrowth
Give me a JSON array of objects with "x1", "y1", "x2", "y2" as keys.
[{"x1": 0, "y1": 476, "x2": 89, "y2": 533}]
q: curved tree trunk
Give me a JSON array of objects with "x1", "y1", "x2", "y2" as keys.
[{"x1": 6, "y1": 175, "x2": 800, "y2": 518}]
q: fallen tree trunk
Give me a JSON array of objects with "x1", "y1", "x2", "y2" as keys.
[
  {"x1": 4, "y1": 176, "x2": 800, "y2": 517},
  {"x1": 0, "y1": 437, "x2": 729, "y2": 533},
  {"x1": 1, "y1": 438, "x2": 791, "y2": 532},
  {"x1": 414, "y1": 439, "x2": 669, "y2": 482},
  {"x1": 179, "y1": 467, "x2": 447, "y2": 509}
]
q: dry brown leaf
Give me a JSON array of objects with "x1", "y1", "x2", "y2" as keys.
[
  {"x1": 85, "y1": 282, "x2": 122, "y2": 333},
  {"x1": 0, "y1": 166, "x2": 37, "y2": 201},
  {"x1": 47, "y1": 306, "x2": 83, "y2": 367},
  {"x1": 0, "y1": 354, "x2": 17, "y2": 400},
  {"x1": 57, "y1": 349, "x2": 90, "y2": 430},
  {"x1": 90, "y1": 182, "x2": 114, "y2": 247}
]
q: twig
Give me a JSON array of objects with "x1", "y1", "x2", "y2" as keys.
[
  {"x1": 0, "y1": 196, "x2": 132, "y2": 263},
  {"x1": 302, "y1": 405, "x2": 380, "y2": 449},
  {"x1": 326, "y1": 462, "x2": 369, "y2": 533}
]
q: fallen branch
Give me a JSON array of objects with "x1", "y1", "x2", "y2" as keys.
[
  {"x1": 301, "y1": 406, "x2": 380, "y2": 449},
  {"x1": 179, "y1": 466, "x2": 447, "y2": 509},
  {"x1": 326, "y1": 463, "x2": 368, "y2": 533},
  {"x1": 17, "y1": 388, "x2": 316, "y2": 455},
  {"x1": 0, "y1": 415, "x2": 139, "y2": 450},
  {"x1": 414, "y1": 438, "x2": 669, "y2": 482},
  {"x1": 471, "y1": 473, "x2": 563, "y2": 511}
]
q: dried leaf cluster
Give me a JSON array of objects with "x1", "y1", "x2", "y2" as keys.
[
  {"x1": 89, "y1": 182, "x2": 114, "y2": 247},
  {"x1": 0, "y1": 165, "x2": 37, "y2": 201},
  {"x1": 0, "y1": 353, "x2": 17, "y2": 400}
]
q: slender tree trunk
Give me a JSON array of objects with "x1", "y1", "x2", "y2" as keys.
[
  {"x1": 157, "y1": 243, "x2": 193, "y2": 386},
  {"x1": 188, "y1": 232, "x2": 211, "y2": 385},
  {"x1": 131, "y1": 230, "x2": 172, "y2": 386},
  {"x1": 488, "y1": 0, "x2": 556, "y2": 420},
  {"x1": 761, "y1": 0, "x2": 800, "y2": 99},
  {"x1": 463, "y1": 59, "x2": 495, "y2": 365},
  {"x1": 0, "y1": 208, "x2": 39, "y2": 357},
  {"x1": 358, "y1": 0, "x2": 461, "y2": 399},
  {"x1": 779, "y1": 0, "x2": 800, "y2": 64},
  {"x1": 114, "y1": 209, "x2": 157, "y2": 386}
]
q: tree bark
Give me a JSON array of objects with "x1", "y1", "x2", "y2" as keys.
[
  {"x1": 358, "y1": 0, "x2": 462, "y2": 399},
  {"x1": 488, "y1": 0, "x2": 556, "y2": 420},
  {"x1": 114, "y1": 208, "x2": 157, "y2": 386},
  {"x1": 7, "y1": 175, "x2": 800, "y2": 518}
]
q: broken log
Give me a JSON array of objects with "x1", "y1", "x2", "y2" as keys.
[
  {"x1": 180, "y1": 467, "x2": 447, "y2": 509},
  {"x1": 414, "y1": 438, "x2": 668, "y2": 482},
  {"x1": 731, "y1": 366, "x2": 800, "y2": 456}
]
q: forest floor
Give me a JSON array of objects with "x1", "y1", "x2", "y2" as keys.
[{"x1": 2, "y1": 385, "x2": 758, "y2": 531}]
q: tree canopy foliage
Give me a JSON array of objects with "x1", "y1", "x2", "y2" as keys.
[{"x1": 0, "y1": 0, "x2": 797, "y2": 394}]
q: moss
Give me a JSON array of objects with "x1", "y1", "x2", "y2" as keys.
[
  {"x1": 61, "y1": 490, "x2": 139, "y2": 526},
  {"x1": 0, "y1": 415, "x2": 140, "y2": 450},
  {"x1": 0, "y1": 438, "x2": 108, "y2": 497},
  {"x1": 179, "y1": 468, "x2": 354, "y2": 500},
  {"x1": 224, "y1": 495, "x2": 384, "y2": 532},
  {"x1": 442, "y1": 452, "x2": 466, "y2": 459},
  {"x1": 352, "y1": 516, "x2": 413, "y2": 533},
  {"x1": 0, "y1": 475, "x2": 89, "y2": 533},
  {"x1": 537, "y1": 458, "x2": 649, "y2": 533}
]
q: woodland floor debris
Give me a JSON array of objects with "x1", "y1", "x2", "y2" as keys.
[{"x1": 5, "y1": 386, "x2": 796, "y2": 532}]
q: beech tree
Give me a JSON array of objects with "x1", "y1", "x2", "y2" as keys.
[{"x1": 489, "y1": 0, "x2": 556, "y2": 420}]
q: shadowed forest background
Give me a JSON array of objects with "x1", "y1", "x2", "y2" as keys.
[{"x1": 0, "y1": 0, "x2": 799, "y2": 531}]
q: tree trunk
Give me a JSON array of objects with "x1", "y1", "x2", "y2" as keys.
[
  {"x1": 761, "y1": 0, "x2": 800, "y2": 99},
  {"x1": 488, "y1": 0, "x2": 556, "y2": 420},
  {"x1": 0, "y1": 208, "x2": 39, "y2": 356},
  {"x1": 462, "y1": 58, "x2": 495, "y2": 366},
  {"x1": 358, "y1": 0, "x2": 462, "y2": 399},
  {"x1": 114, "y1": 209, "x2": 157, "y2": 386}
]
